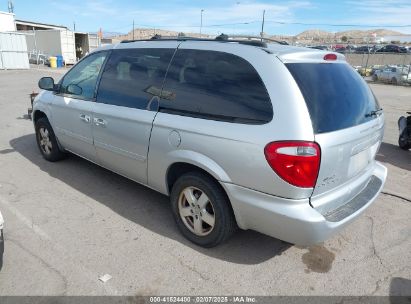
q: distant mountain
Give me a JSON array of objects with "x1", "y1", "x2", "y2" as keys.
[
  {"x1": 109, "y1": 28, "x2": 406, "y2": 43},
  {"x1": 335, "y1": 29, "x2": 404, "y2": 38},
  {"x1": 296, "y1": 29, "x2": 404, "y2": 39},
  {"x1": 89, "y1": 31, "x2": 126, "y2": 38},
  {"x1": 296, "y1": 29, "x2": 335, "y2": 39},
  {"x1": 113, "y1": 28, "x2": 211, "y2": 41}
]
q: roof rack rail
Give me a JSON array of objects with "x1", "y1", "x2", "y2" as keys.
[
  {"x1": 230, "y1": 35, "x2": 289, "y2": 45},
  {"x1": 120, "y1": 33, "x2": 288, "y2": 47}
]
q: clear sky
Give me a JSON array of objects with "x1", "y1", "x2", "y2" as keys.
[{"x1": 4, "y1": 0, "x2": 411, "y2": 36}]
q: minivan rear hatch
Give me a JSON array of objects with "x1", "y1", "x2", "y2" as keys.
[{"x1": 285, "y1": 61, "x2": 384, "y2": 210}]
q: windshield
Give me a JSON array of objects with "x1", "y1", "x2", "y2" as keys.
[{"x1": 286, "y1": 63, "x2": 380, "y2": 134}]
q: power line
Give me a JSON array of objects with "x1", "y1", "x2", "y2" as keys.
[
  {"x1": 265, "y1": 20, "x2": 411, "y2": 28},
  {"x1": 102, "y1": 19, "x2": 411, "y2": 35}
]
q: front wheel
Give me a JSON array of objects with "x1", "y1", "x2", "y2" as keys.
[
  {"x1": 35, "y1": 118, "x2": 66, "y2": 162},
  {"x1": 170, "y1": 172, "x2": 237, "y2": 247},
  {"x1": 0, "y1": 230, "x2": 4, "y2": 271}
]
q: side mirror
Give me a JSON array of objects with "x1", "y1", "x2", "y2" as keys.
[
  {"x1": 67, "y1": 84, "x2": 82, "y2": 96},
  {"x1": 38, "y1": 77, "x2": 55, "y2": 91}
]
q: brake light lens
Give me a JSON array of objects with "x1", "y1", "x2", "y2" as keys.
[
  {"x1": 324, "y1": 53, "x2": 337, "y2": 61},
  {"x1": 264, "y1": 141, "x2": 321, "y2": 188}
]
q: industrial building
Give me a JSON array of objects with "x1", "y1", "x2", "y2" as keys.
[
  {"x1": 0, "y1": 10, "x2": 101, "y2": 68},
  {"x1": 0, "y1": 11, "x2": 29, "y2": 69},
  {"x1": 17, "y1": 19, "x2": 101, "y2": 65},
  {"x1": 0, "y1": 10, "x2": 15, "y2": 31},
  {"x1": 15, "y1": 19, "x2": 68, "y2": 31}
]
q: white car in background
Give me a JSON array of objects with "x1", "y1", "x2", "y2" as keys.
[{"x1": 373, "y1": 65, "x2": 411, "y2": 85}]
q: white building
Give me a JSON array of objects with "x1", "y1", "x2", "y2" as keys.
[
  {"x1": 0, "y1": 11, "x2": 16, "y2": 32},
  {"x1": 381, "y1": 35, "x2": 411, "y2": 44},
  {"x1": 0, "y1": 11, "x2": 29, "y2": 69}
]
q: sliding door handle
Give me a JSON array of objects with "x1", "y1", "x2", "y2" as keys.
[
  {"x1": 94, "y1": 117, "x2": 106, "y2": 127},
  {"x1": 79, "y1": 114, "x2": 91, "y2": 123}
]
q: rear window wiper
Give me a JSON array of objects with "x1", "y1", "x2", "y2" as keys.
[{"x1": 365, "y1": 108, "x2": 383, "y2": 117}]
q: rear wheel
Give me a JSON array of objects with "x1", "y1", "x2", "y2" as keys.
[
  {"x1": 35, "y1": 118, "x2": 66, "y2": 162},
  {"x1": 170, "y1": 172, "x2": 237, "y2": 247}
]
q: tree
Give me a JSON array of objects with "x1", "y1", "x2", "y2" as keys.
[{"x1": 341, "y1": 36, "x2": 348, "y2": 42}]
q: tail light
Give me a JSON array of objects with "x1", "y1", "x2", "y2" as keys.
[{"x1": 264, "y1": 141, "x2": 321, "y2": 188}]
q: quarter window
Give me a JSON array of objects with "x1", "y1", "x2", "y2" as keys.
[
  {"x1": 60, "y1": 51, "x2": 107, "y2": 99},
  {"x1": 96, "y1": 48, "x2": 175, "y2": 109},
  {"x1": 160, "y1": 49, "x2": 272, "y2": 124}
]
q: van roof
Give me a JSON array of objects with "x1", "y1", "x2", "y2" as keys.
[{"x1": 98, "y1": 36, "x2": 345, "y2": 63}]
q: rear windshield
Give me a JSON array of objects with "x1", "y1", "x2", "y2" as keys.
[{"x1": 286, "y1": 63, "x2": 380, "y2": 134}]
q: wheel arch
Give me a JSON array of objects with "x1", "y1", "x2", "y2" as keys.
[
  {"x1": 33, "y1": 109, "x2": 48, "y2": 123},
  {"x1": 164, "y1": 150, "x2": 231, "y2": 195},
  {"x1": 165, "y1": 160, "x2": 239, "y2": 230}
]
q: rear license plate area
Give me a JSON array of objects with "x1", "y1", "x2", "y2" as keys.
[{"x1": 348, "y1": 142, "x2": 379, "y2": 177}]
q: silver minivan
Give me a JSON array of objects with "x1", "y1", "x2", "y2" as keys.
[{"x1": 33, "y1": 37, "x2": 387, "y2": 247}]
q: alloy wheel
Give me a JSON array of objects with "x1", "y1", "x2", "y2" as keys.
[
  {"x1": 38, "y1": 127, "x2": 52, "y2": 155},
  {"x1": 178, "y1": 186, "x2": 216, "y2": 236}
]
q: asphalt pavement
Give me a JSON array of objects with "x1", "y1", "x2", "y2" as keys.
[{"x1": 0, "y1": 68, "x2": 409, "y2": 296}]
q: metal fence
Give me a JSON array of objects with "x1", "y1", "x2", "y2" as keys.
[
  {"x1": 295, "y1": 42, "x2": 411, "y2": 86},
  {"x1": 0, "y1": 32, "x2": 30, "y2": 69}
]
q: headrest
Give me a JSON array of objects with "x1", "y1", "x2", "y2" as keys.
[{"x1": 129, "y1": 63, "x2": 147, "y2": 80}]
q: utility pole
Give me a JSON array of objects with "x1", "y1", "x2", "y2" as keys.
[
  {"x1": 132, "y1": 20, "x2": 135, "y2": 40},
  {"x1": 260, "y1": 10, "x2": 265, "y2": 41},
  {"x1": 200, "y1": 9, "x2": 204, "y2": 37},
  {"x1": 73, "y1": 22, "x2": 76, "y2": 31},
  {"x1": 7, "y1": 1, "x2": 14, "y2": 13},
  {"x1": 33, "y1": 26, "x2": 38, "y2": 65}
]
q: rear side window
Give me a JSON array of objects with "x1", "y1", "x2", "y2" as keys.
[
  {"x1": 286, "y1": 63, "x2": 380, "y2": 134},
  {"x1": 160, "y1": 49, "x2": 272, "y2": 124},
  {"x1": 97, "y1": 48, "x2": 175, "y2": 109}
]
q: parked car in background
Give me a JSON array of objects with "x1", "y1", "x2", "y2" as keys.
[
  {"x1": 372, "y1": 45, "x2": 384, "y2": 52},
  {"x1": 355, "y1": 46, "x2": 373, "y2": 54},
  {"x1": 308, "y1": 45, "x2": 329, "y2": 51},
  {"x1": 376, "y1": 44, "x2": 407, "y2": 53},
  {"x1": 335, "y1": 47, "x2": 348, "y2": 54},
  {"x1": 33, "y1": 38, "x2": 386, "y2": 247},
  {"x1": 371, "y1": 65, "x2": 385, "y2": 76},
  {"x1": 373, "y1": 66, "x2": 411, "y2": 84}
]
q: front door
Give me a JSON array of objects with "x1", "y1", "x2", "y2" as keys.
[
  {"x1": 93, "y1": 45, "x2": 177, "y2": 184},
  {"x1": 51, "y1": 51, "x2": 108, "y2": 162}
]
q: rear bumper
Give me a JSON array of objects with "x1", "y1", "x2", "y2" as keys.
[{"x1": 221, "y1": 162, "x2": 387, "y2": 246}]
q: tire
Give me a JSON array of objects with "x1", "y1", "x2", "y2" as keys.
[
  {"x1": 372, "y1": 75, "x2": 378, "y2": 82},
  {"x1": 170, "y1": 172, "x2": 237, "y2": 247},
  {"x1": 0, "y1": 230, "x2": 4, "y2": 271},
  {"x1": 35, "y1": 117, "x2": 66, "y2": 162},
  {"x1": 398, "y1": 136, "x2": 411, "y2": 150},
  {"x1": 391, "y1": 77, "x2": 398, "y2": 85}
]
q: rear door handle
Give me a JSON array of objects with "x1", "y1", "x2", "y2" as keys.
[
  {"x1": 79, "y1": 114, "x2": 91, "y2": 123},
  {"x1": 94, "y1": 117, "x2": 106, "y2": 127}
]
